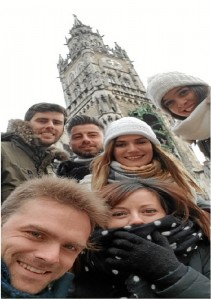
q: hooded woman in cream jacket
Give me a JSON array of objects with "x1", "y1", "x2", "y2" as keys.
[{"x1": 147, "y1": 71, "x2": 210, "y2": 158}]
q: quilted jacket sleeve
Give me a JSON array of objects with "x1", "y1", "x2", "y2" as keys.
[{"x1": 155, "y1": 243, "x2": 210, "y2": 298}]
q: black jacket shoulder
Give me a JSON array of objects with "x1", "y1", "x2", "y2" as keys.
[{"x1": 57, "y1": 160, "x2": 91, "y2": 181}]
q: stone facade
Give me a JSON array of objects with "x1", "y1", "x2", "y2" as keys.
[{"x1": 57, "y1": 15, "x2": 210, "y2": 198}]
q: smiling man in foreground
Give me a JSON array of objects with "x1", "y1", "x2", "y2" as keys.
[{"x1": 1, "y1": 176, "x2": 109, "y2": 298}]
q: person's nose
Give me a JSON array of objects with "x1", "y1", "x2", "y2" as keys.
[
  {"x1": 177, "y1": 97, "x2": 187, "y2": 108},
  {"x1": 82, "y1": 135, "x2": 91, "y2": 143},
  {"x1": 129, "y1": 213, "x2": 145, "y2": 225},
  {"x1": 45, "y1": 120, "x2": 55, "y2": 129},
  {"x1": 127, "y1": 143, "x2": 138, "y2": 152},
  {"x1": 34, "y1": 243, "x2": 60, "y2": 264}
]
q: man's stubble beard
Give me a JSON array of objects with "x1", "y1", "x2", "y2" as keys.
[{"x1": 73, "y1": 148, "x2": 103, "y2": 159}]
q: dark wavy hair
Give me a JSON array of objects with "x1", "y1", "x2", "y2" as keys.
[
  {"x1": 67, "y1": 115, "x2": 104, "y2": 135},
  {"x1": 98, "y1": 178, "x2": 210, "y2": 239}
]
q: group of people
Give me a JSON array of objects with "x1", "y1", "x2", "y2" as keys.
[{"x1": 1, "y1": 71, "x2": 210, "y2": 298}]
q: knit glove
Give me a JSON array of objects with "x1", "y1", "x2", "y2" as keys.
[
  {"x1": 70, "y1": 166, "x2": 90, "y2": 180},
  {"x1": 57, "y1": 161, "x2": 74, "y2": 177},
  {"x1": 57, "y1": 161, "x2": 90, "y2": 180},
  {"x1": 106, "y1": 230, "x2": 186, "y2": 282}
]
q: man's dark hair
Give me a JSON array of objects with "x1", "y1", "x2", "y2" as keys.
[
  {"x1": 24, "y1": 102, "x2": 68, "y2": 124},
  {"x1": 67, "y1": 115, "x2": 104, "y2": 134}
]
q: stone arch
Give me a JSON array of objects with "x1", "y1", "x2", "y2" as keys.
[
  {"x1": 77, "y1": 62, "x2": 85, "y2": 75},
  {"x1": 68, "y1": 72, "x2": 75, "y2": 84}
]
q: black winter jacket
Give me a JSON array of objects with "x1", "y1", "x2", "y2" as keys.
[
  {"x1": 57, "y1": 159, "x2": 92, "y2": 181},
  {"x1": 72, "y1": 221, "x2": 210, "y2": 298}
]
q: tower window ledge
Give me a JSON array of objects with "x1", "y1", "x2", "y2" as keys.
[{"x1": 113, "y1": 90, "x2": 120, "y2": 95}]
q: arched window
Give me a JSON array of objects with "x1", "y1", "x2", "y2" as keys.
[
  {"x1": 122, "y1": 77, "x2": 131, "y2": 87},
  {"x1": 108, "y1": 74, "x2": 116, "y2": 84},
  {"x1": 77, "y1": 63, "x2": 84, "y2": 74},
  {"x1": 68, "y1": 72, "x2": 75, "y2": 84}
]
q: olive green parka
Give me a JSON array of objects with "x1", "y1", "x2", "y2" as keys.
[{"x1": 1, "y1": 119, "x2": 69, "y2": 202}]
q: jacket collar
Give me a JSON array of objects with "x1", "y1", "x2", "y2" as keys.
[{"x1": 2, "y1": 119, "x2": 69, "y2": 162}]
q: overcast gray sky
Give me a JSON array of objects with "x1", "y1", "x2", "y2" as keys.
[{"x1": 0, "y1": 0, "x2": 210, "y2": 161}]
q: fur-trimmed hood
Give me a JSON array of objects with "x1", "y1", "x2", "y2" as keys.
[{"x1": 2, "y1": 119, "x2": 70, "y2": 163}]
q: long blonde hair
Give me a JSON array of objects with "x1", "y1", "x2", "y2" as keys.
[{"x1": 91, "y1": 140, "x2": 202, "y2": 198}]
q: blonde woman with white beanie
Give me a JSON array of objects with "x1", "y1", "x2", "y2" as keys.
[
  {"x1": 147, "y1": 71, "x2": 210, "y2": 158},
  {"x1": 87, "y1": 117, "x2": 210, "y2": 212}
]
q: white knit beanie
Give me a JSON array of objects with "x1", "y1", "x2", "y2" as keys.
[
  {"x1": 146, "y1": 71, "x2": 208, "y2": 109},
  {"x1": 104, "y1": 117, "x2": 160, "y2": 148}
]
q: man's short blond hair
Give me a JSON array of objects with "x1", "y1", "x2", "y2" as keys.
[{"x1": 1, "y1": 176, "x2": 109, "y2": 229}]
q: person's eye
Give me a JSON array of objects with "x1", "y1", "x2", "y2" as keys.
[
  {"x1": 64, "y1": 244, "x2": 79, "y2": 252},
  {"x1": 112, "y1": 211, "x2": 128, "y2": 217},
  {"x1": 180, "y1": 88, "x2": 189, "y2": 96},
  {"x1": 137, "y1": 139, "x2": 147, "y2": 144},
  {"x1": 164, "y1": 100, "x2": 174, "y2": 108},
  {"x1": 53, "y1": 121, "x2": 63, "y2": 126},
  {"x1": 115, "y1": 142, "x2": 125, "y2": 147},
  {"x1": 89, "y1": 133, "x2": 98, "y2": 137},
  {"x1": 26, "y1": 231, "x2": 43, "y2": 239},
  {"x1": 143, "y1": 209, "x2": 157, "y2": 215}
]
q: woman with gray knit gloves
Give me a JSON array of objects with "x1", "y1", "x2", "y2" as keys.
[
  {"x1": 146, "y1": 71, "x2": 210, "y2": 158},
  {"x1": 72, "y1": 179, "x2": 210, "y2": 298},
  {"x1": 89, "y1": 117, "x2": 209, "y2": 211}
]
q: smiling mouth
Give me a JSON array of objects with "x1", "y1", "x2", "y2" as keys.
[
  {"x1": 182, "y1": 104, "x2": 196, "y2": 113},
  {"x1": 41, "y1": 132, "x2": 54, "y2": 137},
  {"x1": 185, "y1": 108, "x2": 193, "y2": 112},
  {"x1": 18, "y1": 261, "x2": 50, "y2": 274},
  {"x1": 81, "y1": 145, "x2": 94, "y2": 149},
  {"x1": 125, "y1": 156, "x2": 143, "y2": 160}
]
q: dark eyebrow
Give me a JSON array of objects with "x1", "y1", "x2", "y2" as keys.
[
  {"x1": 74, "y1": 131, "x2": 99, "y2": 135},
  {"x1": 113, "y1": 204, "x2": 154, "y2": 209},
  {"x1": 163, "y1": 87, "x2": 188, "y2": 102},
  {"x1": 35, "y1": 117, "x2": 63, "y2": 122},
  {"x1": 35, "y1": 117, "x2": 48, "y2": 121},
  {"x1": 115, "y1": 137, "x2": 148, "y2": 142},
  {"x1": 72, "y1": 131, "x2": 100, "y2": 137},
  {"x1": 71, "y1": 133, "x2": 83, "y2": 137}
]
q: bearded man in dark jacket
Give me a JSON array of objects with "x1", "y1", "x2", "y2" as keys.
[
  {"x1": 1, "y1": 102, "x2": 69, "y2": 202},
  {"x1": 57, "y1": 115, "x2": 104, "y2": 181}
]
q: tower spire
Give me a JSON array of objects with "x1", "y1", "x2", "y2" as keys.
[
  {"x1": 56, "y1": 15, "x2": 209, "y2": 197},
  {"x1": 72, "y1": 14, "x2": 83, "y2": 27}
]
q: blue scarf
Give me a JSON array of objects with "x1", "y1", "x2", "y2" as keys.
[{"x1": 1, "y1": 260, "x2": 74, "y2": 298}]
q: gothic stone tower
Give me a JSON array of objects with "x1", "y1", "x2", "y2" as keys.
[{"x1": 57, "y1": 15, "x2": 209, "y2": 195}]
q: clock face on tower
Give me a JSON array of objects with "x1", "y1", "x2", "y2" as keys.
[{"x1": 101, "y1": 57, "x2": 122, "y2": 69}]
